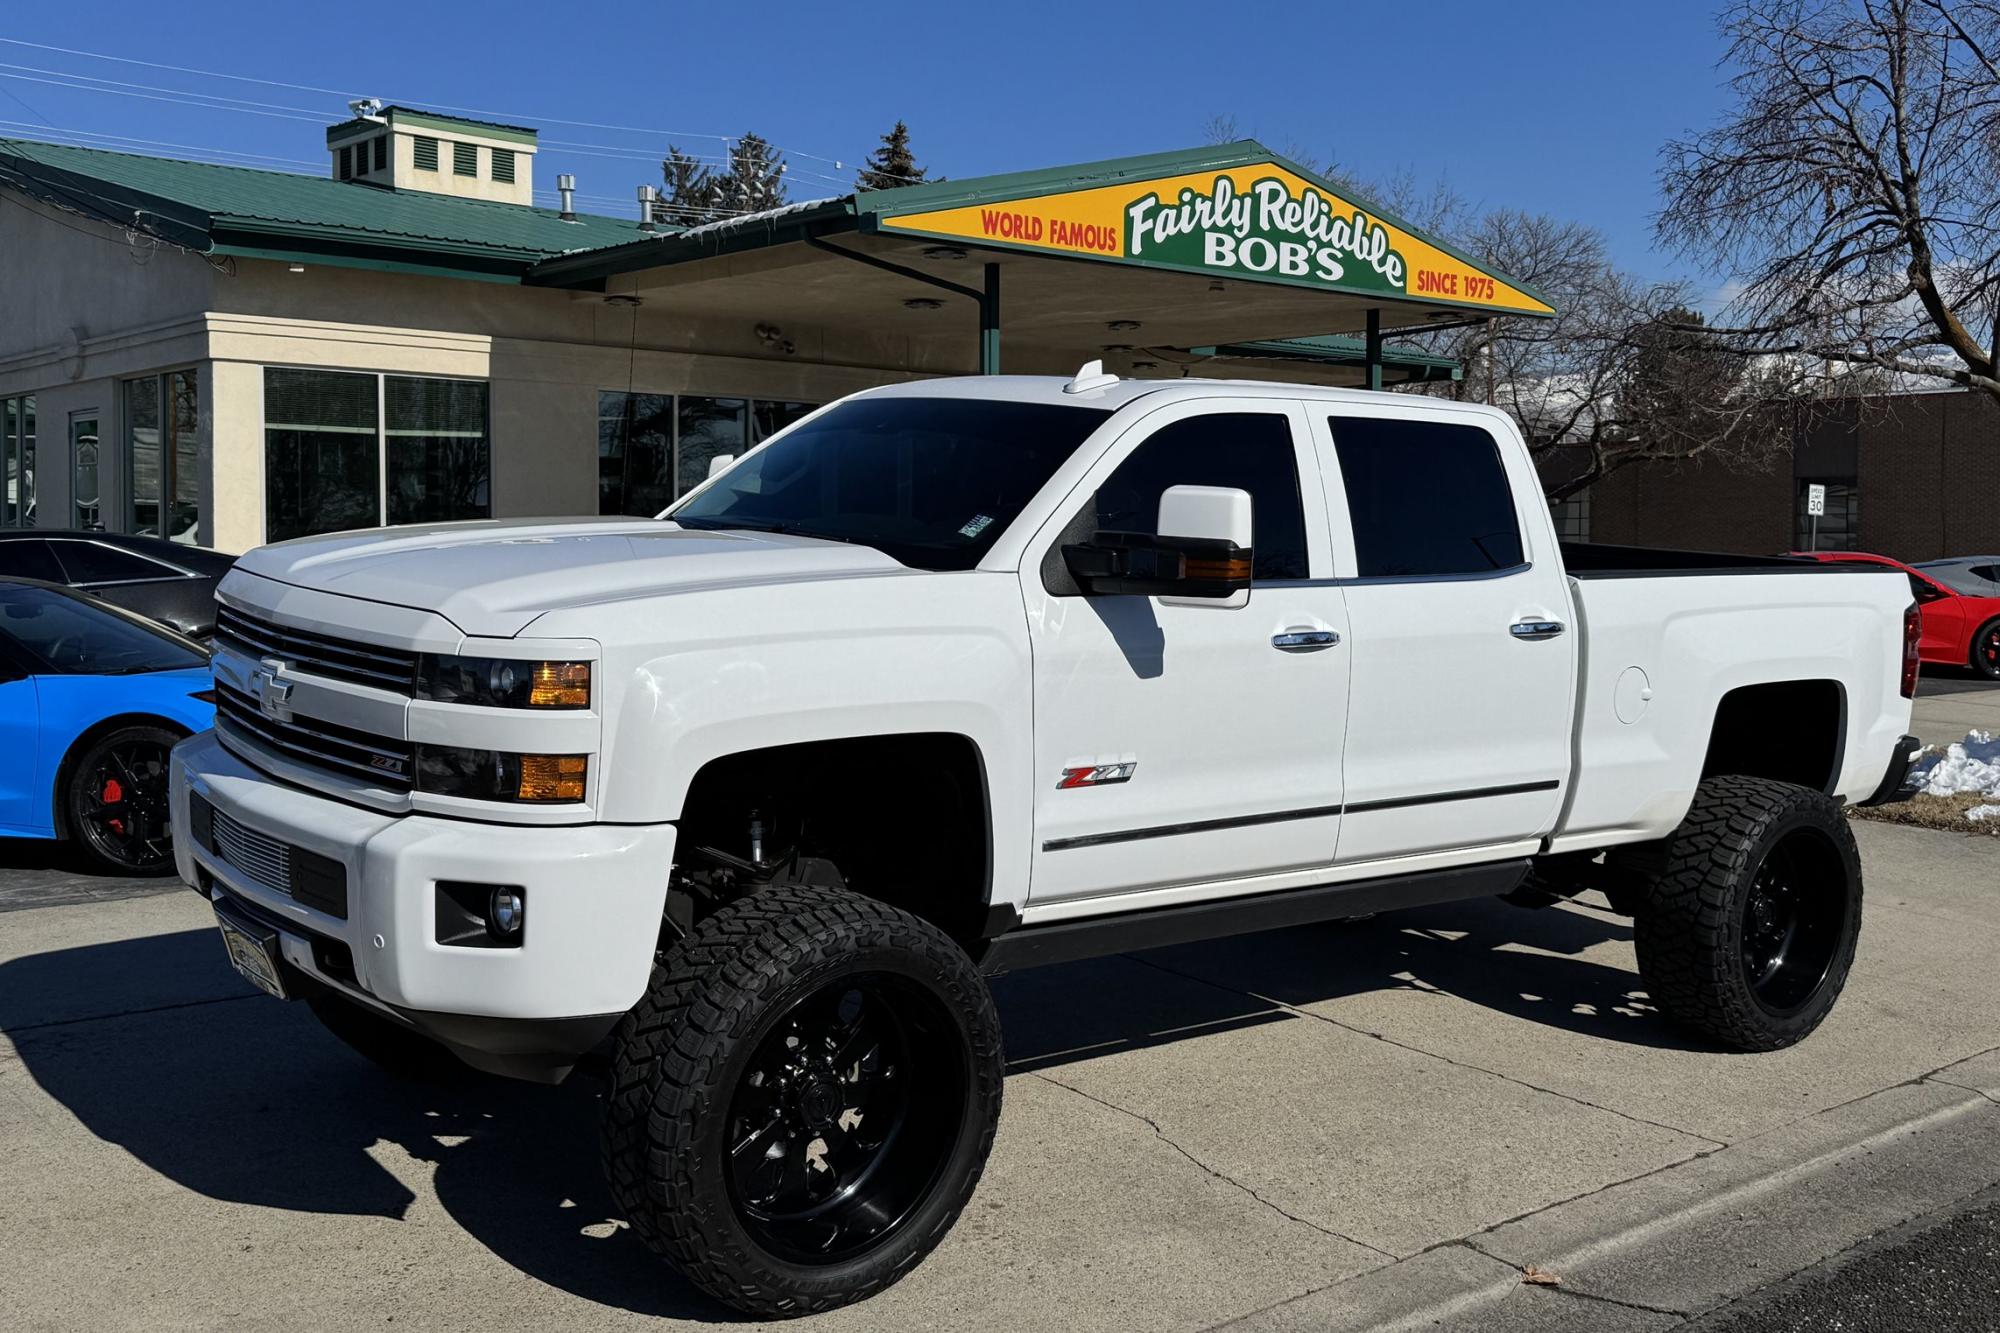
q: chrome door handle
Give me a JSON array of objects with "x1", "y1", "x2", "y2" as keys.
[
  {"x1": 1272, "y1": 630, "x2": 1340, "y2": 651},
  {"x1": 1510, "y1": 620, "x2": 1566, "y2": 641}
]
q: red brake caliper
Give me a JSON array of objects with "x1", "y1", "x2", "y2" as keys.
[{"x1": 102, "y1": 777, "x2": 126, "y2": 835}]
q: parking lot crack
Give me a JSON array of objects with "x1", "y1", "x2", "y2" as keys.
[
  {"x1": 1127, "y1": 955, "x2": 1728, "y2": 1150},
  {"x1": 2, "y1": 992, "x2": 260, "y2": 1037},
  {"x1": 1029, "y1": 1069, "x2": 1400, "y2": 1260}
]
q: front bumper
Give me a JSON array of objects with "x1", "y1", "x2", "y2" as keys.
[{"x1": 170, "y1": 730, "x2": 676, "y2": 1078}]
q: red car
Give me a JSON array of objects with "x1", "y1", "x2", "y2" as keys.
[{"x1": 1794, "y1": 550, "x2": 2000, "y2": 679}]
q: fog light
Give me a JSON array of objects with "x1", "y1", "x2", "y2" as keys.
[{"x1": 489, "y1": 887, "x2": 525, "y2": 942}]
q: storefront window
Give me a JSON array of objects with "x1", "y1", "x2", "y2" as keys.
[
  {"x1": 71, "y1": 413, "x2": 100, "y2": 530},
  {"x1": 1548, "y1": 490, "x2": 1590, "y2": 543},
  {"x1": 597, "y1": 392, "x2": 821, "y2": 515},
  {"x1": 124, "y1": 371, "x2": 201, "y2": 541},
  {"x1": 1795, "y1": 478, "x2": 1859, "y2": 552},
  {"x1": 386, "y1": 376, "x2": 490, "y2": 525},
  {"x1": 752, "y1": 400, "x2": 817, "y2": 443},
  {"x1": 264, "y1": 368, "x2": 379, "y2": 543},
  {"x1": 170, "y1": 370, "x2": 198, "y2": 541},
  {"x1": 125, "y1": 376, "x2": 162, "y2": 536},
  {"x1": 264, "y1": 368, "x2": 490, "y2": 542},
  {"x1": 598, "y1": 391, "x2": 674, "y2": 516},
  {"x1": 2, "y1": 395, "x2": 33, "y2": 528},
  {"x1": 678, "y1": 396, "x2": 748, "y2": 496}
]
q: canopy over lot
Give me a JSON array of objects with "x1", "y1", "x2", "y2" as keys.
[{"x1": 529, "y1": 141, "x2": 1554, "y2": 387}]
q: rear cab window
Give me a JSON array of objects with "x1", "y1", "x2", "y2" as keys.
[{"x1": 1325, "y1": 416, "x2": 1524, "y2": 577}]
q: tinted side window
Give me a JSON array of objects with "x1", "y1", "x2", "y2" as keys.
[
  {"x1": 1328, "y1": 417, "x2": 1524, "y2": 577},
  {"x1": 50, "y1": 540, "x2": 176, "y2": 584},
  {"x1": 0, "y1": 540, "x2": 62, "y2": 582},
  {"x1": 1093, "y1": 413, "x2": 1308, "y2": 580}
]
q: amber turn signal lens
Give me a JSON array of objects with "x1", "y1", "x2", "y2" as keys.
[
  {"x1": 529, "y1": 662, "x2": 591, "y2": 707},
  {"x1": 517, "y1": 754, "x2": 587, "y2": 802}
]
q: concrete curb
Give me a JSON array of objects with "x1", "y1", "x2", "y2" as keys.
[{"x1": 1217, "y1": 1049, "x2": 2000, "y2": 1332}]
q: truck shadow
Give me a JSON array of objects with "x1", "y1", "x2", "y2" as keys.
[
  {"x1": 996, "y1": 893, "x2": 1698, "y2": 1070},
  {"x1": 0, "y1": 895, "x2": 1675, "y2": 1320}
]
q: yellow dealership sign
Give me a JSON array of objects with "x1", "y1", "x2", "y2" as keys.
[{"x1": 874, "y1": 159, "x2": 1553, "y2": 316}]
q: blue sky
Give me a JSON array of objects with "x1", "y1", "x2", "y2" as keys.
[{"x1": 0, "y1": 2, "x2": 1733, "y2": 290}]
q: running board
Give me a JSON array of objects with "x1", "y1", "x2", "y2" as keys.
[{"x1": 976, "y1": 859, "x2": 1532, "y2": 974}]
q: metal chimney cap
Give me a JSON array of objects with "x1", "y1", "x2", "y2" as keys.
[{"x1": 557, "y1": 173, "x2": 576, "y2": 190}]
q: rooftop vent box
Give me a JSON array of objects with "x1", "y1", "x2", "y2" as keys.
[{"x1": 325, "y1": 105, "x2": 537, "y2": 206}]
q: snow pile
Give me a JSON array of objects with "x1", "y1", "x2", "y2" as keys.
[
  {"x1": 1907, "y1": 730, "x2": 2000, "y2": 798},
  {"x1": 1968, "y1": 804, "x2": 2000, "y2": 822}
]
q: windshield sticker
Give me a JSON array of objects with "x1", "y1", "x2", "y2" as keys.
[{"x1": 958, "y1": 514, "x2": 995, "y2": 539}]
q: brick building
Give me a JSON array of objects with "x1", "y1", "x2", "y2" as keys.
[{"x1": 1556, "y1": 389, "x2": 2000, "y2": 561}]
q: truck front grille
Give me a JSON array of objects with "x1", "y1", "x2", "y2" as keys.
[
  {"x1": 189, "y1": 792, "x2": 350, "y2": 919},
  {"x1": 214, "y1": 604, "x2": 419, "y2": 693},
  {"x1": 215, "y1": 681, "x2": 417, "y2": 790}
]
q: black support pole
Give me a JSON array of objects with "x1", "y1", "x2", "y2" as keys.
[
  {"x1": 1364, "y1": 308, "x2": 1383, "y2": 391},
  {"x1": 981, "y1": 263, "x2": 1001, "y2": 375}
]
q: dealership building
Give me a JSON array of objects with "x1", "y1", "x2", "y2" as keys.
[{"x1": 0, "y1": 114, "x2": 1545, "y2": 553}]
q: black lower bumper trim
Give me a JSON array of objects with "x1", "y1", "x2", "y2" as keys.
[
  {"x1": 1858, "y1": 734, "x2": 1922, "y2": 807},
  {"x1": 203, "y1": 879, "x2": 620, "y2": 1083}
]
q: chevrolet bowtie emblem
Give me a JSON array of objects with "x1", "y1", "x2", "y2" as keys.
[{"x1": 254, "y1": 669, "x2": 295, "y2": 724}]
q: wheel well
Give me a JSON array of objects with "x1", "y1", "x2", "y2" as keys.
[
  {"x1": 1700, "y1": 680, "x2": 1844, "y2": 794},
  {"x1": 50, "y1": 713, "x2": 192, "y2": 838},
  {"x1": 674, "y1": 733, "x2": 992, "y2": 948}
]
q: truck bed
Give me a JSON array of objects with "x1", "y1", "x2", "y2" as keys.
[{"x1": 1559, "y1": 541, "x2": 1885, "y2": 578}]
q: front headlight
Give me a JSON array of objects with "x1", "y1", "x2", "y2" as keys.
[
  {"x1": 418, "y1": 655, "x2": 590, "y2": 708},
  {"x1": 416, "y1": 746, "x2": 588, "y2": 802}
]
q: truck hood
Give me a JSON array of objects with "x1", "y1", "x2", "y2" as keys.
[{"x1": 231, "y1": 517, "x2": 909, "y2": 638}]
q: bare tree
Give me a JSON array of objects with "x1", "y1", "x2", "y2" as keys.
[
  {"x1": 1201, "y1": 116, "x2": 1801, "y2": 495},
  {"x1": 1446, "y1": 214, "x2": 1795, "y2": 499},
  {"x1": 1658, "y1": 0, "x2": 2000, "y2": 398}
]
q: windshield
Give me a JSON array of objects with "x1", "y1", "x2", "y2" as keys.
[
  {"x1": 0, "y1": 582, "x2": 207, "y2": 675},
  {"x1": 670, "y1": 397, "x2": 1110, "y2": 570}
]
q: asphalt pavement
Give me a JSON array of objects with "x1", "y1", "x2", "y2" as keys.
[{"x1": 1691, "y1": 1185, "x2": 2000, "y2": 1333}]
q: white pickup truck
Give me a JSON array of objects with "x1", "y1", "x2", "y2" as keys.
[{"x1": 171, "y1": 368, "x2": 1919, "y2": 1316}]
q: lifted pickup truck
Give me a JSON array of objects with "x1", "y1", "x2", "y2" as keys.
[{"x1": 171, "y1": 368, "x2": 1919, "y2": 1316}]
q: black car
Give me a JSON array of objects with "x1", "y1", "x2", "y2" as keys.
[{"x1": 0, "y1": 532, "x2": 235, "y2": 640}]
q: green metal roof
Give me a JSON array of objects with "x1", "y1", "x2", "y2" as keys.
[
  {"x1": 323, "y1": 107, "x2": 539, "y2": 146},
  {"x1": 0, "y1": 138, "x2": 644, "y2": 281},
  {"x1": 1192, "y1": 335, "x2": 1462, "y2": 383}
]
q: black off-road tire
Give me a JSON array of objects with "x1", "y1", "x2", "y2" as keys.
[
  {"x1": 307, "y1": 993, "x2": 469, "y2": 1082},
  {"x1": 602, "y1": 884, "x2": 1004, "y2": 1318},
  {"x1": 1633, "y1": 775, "x2": 1863, "y2": 1052}
]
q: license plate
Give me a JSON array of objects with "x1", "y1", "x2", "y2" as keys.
[{"x1": 215, "y1": 907, "x2": 288, "y2": 1000}]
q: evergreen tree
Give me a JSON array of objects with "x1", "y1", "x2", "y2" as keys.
[
  {"x1": 855, "y1": 120, "x2": 927, "y2": 191},
  {"x1": 713, "y1": 133, "x2": 788, "y2": 216},
  {"x1": 658, "y1": 146, "x2": 717, "y2": 225}
]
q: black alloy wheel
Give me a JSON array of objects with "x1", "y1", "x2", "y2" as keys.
[
  {"x1": 66, "y1": 725, "x2": 180, "y2": 875},
  {"x1": 1738, "y1": 828, "x2": 1851, "y2": 1017},
  {"x1": 726, "y1": 972, "x2": 965, "y2": 1264},
  {"x1": 603, "y1": 883, "x2": 1004, "y2": 1317},
  {"x1": 1975, "y1": 619, "x2": 2000, "y2": 680},
  {"x1": 1632, "y1": 774, "x2": 1863, "y2": 1051}
]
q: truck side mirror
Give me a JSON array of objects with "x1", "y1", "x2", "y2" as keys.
[{"x1": 1061, "y1": 485, "x2": 1254, "y2": 605}]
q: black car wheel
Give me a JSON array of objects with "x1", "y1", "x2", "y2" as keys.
[
  {"x1": 603, "y1": 883, "x2": 1003, "y2": 1317},
  {"x1": 64, "y1": 724, "x2": 181, "y2": 875},
  {"x1": 1973, "y1": 618, "x2": 2000, "y2": 680},
  {"x1": 1634, "y1": 775, "x2": 1863, "y2": 1051}
]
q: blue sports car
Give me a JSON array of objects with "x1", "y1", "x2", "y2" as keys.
[{"x1": 0, "y1": 578, "x2": 214, "y2": 874}]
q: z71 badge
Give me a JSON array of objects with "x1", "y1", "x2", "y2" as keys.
[{"x1": 1056, "y1": 762, "x2": 1136, "y2": 790}]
